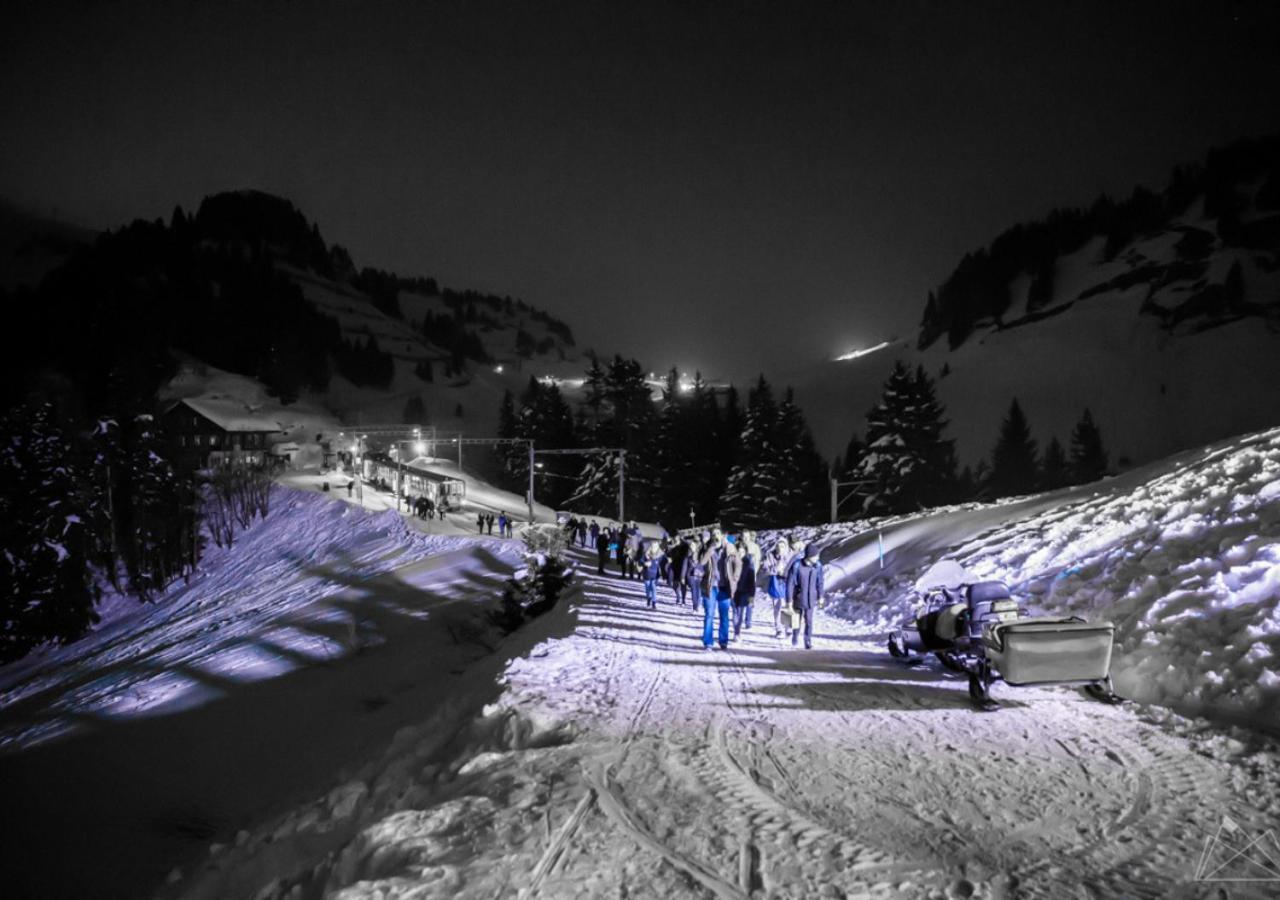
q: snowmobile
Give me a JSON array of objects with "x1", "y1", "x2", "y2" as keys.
[{"x1": 886, "y1": 560, "x2": 1121, "y2": 711}]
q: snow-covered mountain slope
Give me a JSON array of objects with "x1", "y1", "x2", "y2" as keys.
[
  {"x1": 797, "y1": 145, "x2": 1280, "y2": 468},
  {"x1": 282, "y1": 260, "x2": 592, "y2": 436},
  {"x1": 778, "y1": 424, "x2": 1280, "y2": 731}
]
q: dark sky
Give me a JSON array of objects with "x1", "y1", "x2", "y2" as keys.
[{"x1": 3, "y1": 1, "x2": 1279, "y2": 384}]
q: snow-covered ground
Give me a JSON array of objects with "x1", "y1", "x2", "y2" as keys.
[
  {"x1": 160, "y1": 560, "x2": 1280, "y2": 900},
  {"x1": 3, "y1": 432, "x2": 1279, "y2": 898}
]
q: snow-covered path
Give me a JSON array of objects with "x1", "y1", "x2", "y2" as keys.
[
  {"x1": 495, "y1": 564, "x2": 1278, "y2": 899},
  {"x1": 190, "y1": 553, "x2": 1280, "y2": 899}
]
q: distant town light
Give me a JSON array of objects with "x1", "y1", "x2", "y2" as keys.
[
  {"x1": 414, "y1": 441, "x2": 426, "y2": 454},
  {"x1": 494, "y1": 365, "x2": 504, "y2": 373}
]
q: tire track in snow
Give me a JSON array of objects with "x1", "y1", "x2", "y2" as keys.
[
  {"x1": 1008, "y1": 720, "x2": 1225, "y2": 898},
  {"x1": 521, "y1": 591, "x2": 665, "y2": 898},
  {"x1": 586, "y1": 764, "x2": 747, "y2": 900},
  {"x1": 704, "y1": 643, "x2": 941, "y2": 893}
]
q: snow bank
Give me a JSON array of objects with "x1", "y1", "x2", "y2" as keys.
[
  {"x1": 787, "y1": 427, "x2": 1280, "y2": 732},
  {"x1": 0, "y1": 486, "x2": 515, "y2": 750}
]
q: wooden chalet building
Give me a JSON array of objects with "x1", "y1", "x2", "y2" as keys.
[{"x1": 163, "y1": 397, "x2": 282, "y2": 469}]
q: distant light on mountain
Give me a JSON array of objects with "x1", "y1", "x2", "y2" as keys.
[{"x1": 834, "y1": 340, "x2": 892, "y2": 362}]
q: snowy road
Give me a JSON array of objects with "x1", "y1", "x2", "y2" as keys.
[{"x1": 176, "y1": 549, "x2": 1280, "y2": 899}]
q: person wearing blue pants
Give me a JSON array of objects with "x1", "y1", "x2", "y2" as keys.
[
  {"x1": 699, "y1": 529, "x2": 740, "y2": 650},
  {"x1": 641, "y1": 542, "x2": 664, "y2": 609}
]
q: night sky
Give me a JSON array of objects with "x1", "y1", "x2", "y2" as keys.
[{"x1": 3, "y1": 0, "x2": 1279, "y2": 384}]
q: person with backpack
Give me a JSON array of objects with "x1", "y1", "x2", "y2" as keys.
[
  {"x1": 785, "y1": 542, "x2": 824, "y2": 649},
  {"x1": 497, "y1": 511, "x2": 508, "y2": 537}
]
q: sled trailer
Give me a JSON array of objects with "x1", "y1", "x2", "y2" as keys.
[{"x1": 982, "y1": 618, "x2": 1114, "y2": 686}]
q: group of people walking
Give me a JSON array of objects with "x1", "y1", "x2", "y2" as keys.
[
  {"x1": 476, "y1": 511, "x2": 515, "y2": 538},
  {"x1": 411, "y1": 495, "x2": 446, "y2": 520},
  {"x1": 589, "y1": 523, "x2": 825, "y2": 651}
]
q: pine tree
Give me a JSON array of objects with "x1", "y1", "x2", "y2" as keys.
[
  {"x1": 0, "y1": 402, "x2": 99, "y2": 663},
  {"x1": 1040, "y1": 435, "x2": 1070, "y2": 490},
  {"x1": 121, "y1": 413, "x2": 196, "y2": 599},
  {"x1": 839, "y1": 432, "x2": 865, "y2": 480},
  {"x1": 774, "y1": 388, "x2": 828, "y2": 526},
  {"x1": 687, "y1": 372, "x2": 725, "y2": 527},
  {"x1": 905, "y1": 366, "x2": 957, "y2": 507},
  {"x1": 653, "y1": 368, "x2": 697, "y2": 530},
  {"x1": 524, "y1": 380, "x2": 577, "y2": 507},
  {"x1": 708, "y1": 384, "x2": 742, "y2": 523},
  {"x1": 495, "y1": 389, "x2": 525, "y2": 491},
  {"x1": 1069, "y1": 408, "x2": 1109, "y2": 483},
  {"x1": 719, "y1": 375, "x2": 781, "y2": 529},
  {"x1": 988, "y1": 399, "x2": 1039, "y2": 498},
  {"x1": 853, "y1": 361, "x2": 955, "y2": 514},
  {"x1": 567, "y1": 356, "x2": 655, "y2": 518}
]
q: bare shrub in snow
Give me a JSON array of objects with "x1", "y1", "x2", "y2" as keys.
[{"x1": 490, "y1": 525, "x2": 573, "y2": 634}]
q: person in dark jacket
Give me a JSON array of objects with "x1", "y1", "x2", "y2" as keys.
[
  {"x1": 476, "y1": 513, "x2": 485, "y2": 534},
  {"x1": 596, "y1": 529, "x2": 611, "y2": 575},
  {"x1": 685, "y1": 538, "x2": 706, "y2": 616},
  {"x1": 731, "y1": 537, "x2": 757, "y2": 639},
  {"x1": 667, "y1": 539, "x2": 690, "y2": 605},
  {"x1": 785, "y1": 543, "x2": 825, "y2": 649},
  {"x1": 589, "y1": 521, "x2": 600, "y2": 549},
  {"x1": 615, "y1": 529, "x2": 629, "y2": 577},
  {"x1": 640, "y1": 542, "x2": 665, "y2": 608}
]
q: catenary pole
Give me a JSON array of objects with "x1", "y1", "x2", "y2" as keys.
[
  {"x1": 618, "y1": 450, "x2": 626, "y2": 523},
  {"x1": 527, "y1": 441, "x2": 535, "y2": 524}
]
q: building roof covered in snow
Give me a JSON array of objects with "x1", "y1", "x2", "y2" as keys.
[{"x1": 164, "y1": 396, "x2": 284, "y2": 434}]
